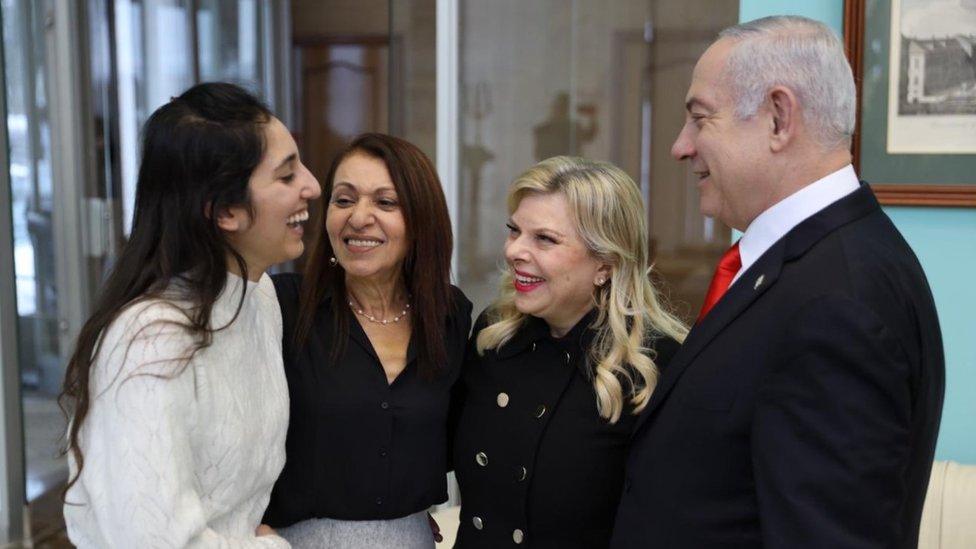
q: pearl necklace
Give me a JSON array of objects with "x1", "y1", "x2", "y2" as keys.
[{"x1": 348, "y1": 298, "x2": 411, "y2": 325}]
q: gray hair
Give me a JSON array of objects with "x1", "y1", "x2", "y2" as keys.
[{"x1": 718, "y1": 16, "x2": 856, "y2": 150}]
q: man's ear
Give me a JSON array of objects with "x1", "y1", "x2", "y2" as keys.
[{"x1": 768, "y1": 85, "x2": 798, "y2": 152}]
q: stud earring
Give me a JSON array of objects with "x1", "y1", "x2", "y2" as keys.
[
  {"x1": 329, "y1": 256, "x2": 337, "y2": 266},
  {"x1": 596, "y1": 277, "x2": 606, "y2": 286}
]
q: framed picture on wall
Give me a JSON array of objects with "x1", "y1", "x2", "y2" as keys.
[
  {"x1": 844, "y1": 0, "x2": 976, "y2": 206},
  {"x1": 886, "y1": 0, "x2": 976, "y2": 154}
]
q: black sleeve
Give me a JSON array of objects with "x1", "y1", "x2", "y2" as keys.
[
  {"x1": 449, "y1": 285, "x2": 475, "y2": 341},
  {"x1": 270, "y1": 272, "x2": 302, "y2": 360},
  {"x1": 752, "y1": 295, "x2": 913, "y2": 548},
  {"x1": 263, "y1": 272, "x2": 303, "y2": 527},
  {"x1": 444, "y1": 286, "x2": 474, "y2": 386},
  {"x1": 270, "y1": 272, "x2": 302, "y2": 320},
  {"x1": 650, "y1": 335, "x2": 681, "y2": 373}
]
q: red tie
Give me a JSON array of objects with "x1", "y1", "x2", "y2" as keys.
[{"x1": 697, "y1": 242, "x2": 742, "y2": 323}]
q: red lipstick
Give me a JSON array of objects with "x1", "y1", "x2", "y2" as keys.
[{"x1": 513, "y1": 270, "x2": 544, "y2": 293}]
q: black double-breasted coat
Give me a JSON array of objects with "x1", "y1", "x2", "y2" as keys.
[{"x1": 450, "y1": 310, "x2": 680, "y2": 548}]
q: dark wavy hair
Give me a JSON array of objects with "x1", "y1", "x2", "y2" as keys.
[
  {"x1": 59, "y1": 82, "x2": 273, "y2": 495},
  {"x1": 295, "y1": 133, "x2": 454, "y2": 378}
]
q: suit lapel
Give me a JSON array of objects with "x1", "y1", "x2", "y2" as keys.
[
  {"x1": 632, "y1": 183, "x2": 882, "y2": 437},
  {"x1": 632, "y1": 243, "x2": 784, "y2": 436}
]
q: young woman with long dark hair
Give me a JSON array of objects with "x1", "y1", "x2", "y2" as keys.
[{"x1": 60, "y1": 82, "x2": 320, "y2": 548}]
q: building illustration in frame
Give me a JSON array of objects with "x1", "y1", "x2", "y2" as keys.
[
  {"x1": 902, "y1": 35, "x2": 976, "y2": 113},
  {"x1": 888, "y1": 0, "x2": 976, "y2": 153}
]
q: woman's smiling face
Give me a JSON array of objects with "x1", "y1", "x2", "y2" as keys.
[
  {"x1": 219, "y1": 117, "x2": 320, "y2": 277},
  {"x1": 504, "y1": 191, "x2": 608, "y2": 334},
  {"x1": 326, "y1": 151, "x2": 408, "y2": 283}
]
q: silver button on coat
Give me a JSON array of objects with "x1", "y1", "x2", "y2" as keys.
[
  {"x1": 473, "y1": 516, "x2": 484, "y2": 530},
  {"x1": 496, "y1": 392, "x2": 510, "y2": 407},
  {"x1": 476, "y1": 451, "x2": 488, "y2": 466},
  {"x1": 513, "y1": 529, "x2": 525, "y2": 544}
]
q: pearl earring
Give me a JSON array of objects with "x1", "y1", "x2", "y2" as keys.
[{"x1": 329, "y1": 256, "x2": 337, "y2": 266}]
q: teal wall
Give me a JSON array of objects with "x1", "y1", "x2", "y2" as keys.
[
  {"x1": 739, "y1": 0, "x2": 843, "y2": 32},
  {"x1": 740, "y1": 0, "x2": 976, "y2": 463},
  {"x1": 887, "y1": 208, "x2": 976, "y2": 463}
]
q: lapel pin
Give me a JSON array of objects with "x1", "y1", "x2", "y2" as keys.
[{"x1": 754, "y1": 274, "x2": 765, "y2": 290}]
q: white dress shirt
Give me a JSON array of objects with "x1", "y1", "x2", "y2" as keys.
[{"x1": 732, "y1": 164, "x2": 860, "y2": 285}]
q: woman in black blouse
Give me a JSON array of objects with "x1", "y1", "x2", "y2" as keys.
[
  {"x1": 451, "y1": 156, "x2": 687, "y2": 548},
  {"x1": 264, "y1": 133, "x2": 472, "y2": 548}
]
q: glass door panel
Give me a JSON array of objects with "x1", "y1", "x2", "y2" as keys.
[
  {"x1": 196, "y1": 0, "x2": 262, "y2": 88},
  {"x1": 2, "y1": 0, "x2": 67, "y2": 505},
  {"x1": 114, "y1": 0, "x2": 194, "y2": 233}
]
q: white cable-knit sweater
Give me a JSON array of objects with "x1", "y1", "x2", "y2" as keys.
[{"x1": 64, "y1": 273, "x2": 290, "y2": 548}]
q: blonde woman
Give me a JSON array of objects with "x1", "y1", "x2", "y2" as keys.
[{"x1": 450, "y1": 156, "x2": 687, "y2": 548}]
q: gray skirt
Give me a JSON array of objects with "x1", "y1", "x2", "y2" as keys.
[{"x1": 277, "y1": 510, "x2": 435, "y2": 549}]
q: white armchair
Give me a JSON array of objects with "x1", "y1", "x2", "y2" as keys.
[{"x1": 919, "y1": 460, "x2": 976, "y2": 549}]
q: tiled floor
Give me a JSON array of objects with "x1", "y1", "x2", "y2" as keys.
[
  {"x1": 21, "y1": 393, "x2": 71, "y2": 547},
  {"x1": 22, "y1": 393, "x2": 68, "y2": 501},
  {"x1": 26, "y1": 486, "x2": 72, "y2": 548}
]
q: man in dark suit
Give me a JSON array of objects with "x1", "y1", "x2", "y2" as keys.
[{"x1": 611, "y1": 16, "x2": 944, "y2": 549}]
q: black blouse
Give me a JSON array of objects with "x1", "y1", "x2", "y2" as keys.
[
  {"x1": 451, "y1": 310, "x2": 680, "y2": 548},
  {"x1": 263, "y1": 273, "x2": 473, "y2": 526}
]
